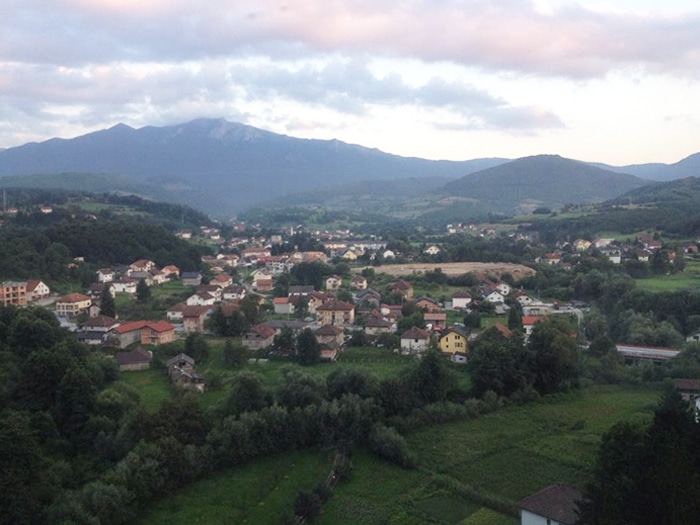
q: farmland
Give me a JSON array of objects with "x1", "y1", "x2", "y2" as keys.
[{"x1": 356, "y1": 262, "x2": 536, "y2": 280}]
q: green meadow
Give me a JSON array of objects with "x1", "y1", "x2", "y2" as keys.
[{"x1": 137, "y1": 384, "x2": 660, "y2": 525}]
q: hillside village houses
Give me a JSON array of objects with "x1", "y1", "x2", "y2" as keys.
[{"x1": 3, "y1": 218, "x2": 684, "y2": 385}]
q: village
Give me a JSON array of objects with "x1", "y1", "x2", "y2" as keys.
[{"x1": 1, "y1": 220, "x2": 693, "y2": 400}]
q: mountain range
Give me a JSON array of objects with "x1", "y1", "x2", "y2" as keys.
[{"x1": 0, "y1": 118, "x2": 698, "y2": 218}]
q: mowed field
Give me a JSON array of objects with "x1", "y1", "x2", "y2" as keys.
[
  {"x1": 358, "y1": 262, "x2": 536, "y2": 280},
  {"x1": 138, "y1": 384, "x2": 660, "y2": 525}
]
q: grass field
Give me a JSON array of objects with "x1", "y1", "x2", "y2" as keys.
[
  {"x1": 138, "y1": 384, "x2": 660, "y2": 524},
  {"x1": 138, "y1": 448, "x2": 334, "y2": 525},
  {"x1": 633, "y1": 259, "x2": 700, "y2": 292}
]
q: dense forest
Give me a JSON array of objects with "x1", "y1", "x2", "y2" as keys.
[{"x1": 0, "y1": 193, "x2": 212, "y2": 284}]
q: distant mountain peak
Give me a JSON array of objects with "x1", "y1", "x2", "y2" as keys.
[{"x1": 108, "y1": 123, "x2": 134, "y2": 132}]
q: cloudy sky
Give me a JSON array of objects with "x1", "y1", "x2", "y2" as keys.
[{"x1": 1, "y1": 0, "x2": 699, "y2": 165}]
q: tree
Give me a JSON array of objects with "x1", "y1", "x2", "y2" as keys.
[
  {"x1": 99, "y1": 285, "x2": 116, "y2": 318},
  {"x1": 326, "y1": 368, "x2": 378, "y2": 399},
  {"x1": 507, "y1": 304, "x2": 523, "y2": 331},
  {"x1": 184, "y1": 333, "x2": 209, "y2": 361},
  {"x1": 276, "y1": 367, "x2": 324, "y2": 409},
  {"x1": 222, "y1": 371, "x2": 270, "y2": 416},
  {"x1": 274, "y1": 326, "x2": 296, "y2": 354},
  {"x1": 469, "y1": 326, "x2": 530, "y2": 398},
  {"x1": 297, "y1": 328, "x2": 320, "y2": 365},
  {"x1": 580, "y1": 389, "x2": 700, "y2": 525},
  {"x1": 528, "y1": 319, "x2": 580, "y2": 394},
  {"x1": 408, "y1": 349, "x2": 456, "y2": 404},
  {"x1": 223, "y1": 340, "x2": 247, "y2": 369},
  {"x1": 136, "y1": 278, "x2": 150, "y2": 304}
]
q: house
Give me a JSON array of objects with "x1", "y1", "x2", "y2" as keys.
[
  {"x1": 111, "y1": 321, "x2": 148, "y2": 347},
  {"x1": 160, "y1": 265, "x2": 180, "y2": 279},
  {"x1": 514, "y1": 292, "x2": 536, "y2": 306},
  {"x1": 129, "y1": 259, "x2": 156, "y2": 274},
  {"x1": 250, "y1": 268, "x2": 272, "y2": 283},
  {"x1": 166, "y1": 353, "x2": 205, "y2": 392},
  {"x1": 496, "y1": 282, "x2": 512, "y2": 296},
  {"x1": 81, "y1": 315, "x2": 119, "y2": 332},
  {"x1": 355, "y1": 287, "x2": 382, "y2": 309},
  {"x1": 516, "y1": 484, "x2": 582, "y2": 525},
  {"x1": 96, "y1": 268, "x2": 115, "y2": 283},
  {"x1": 254, "y1": 277, "x2": 274, "y2": 292},
  {"x1": 196, "y1": 284, "x2": 222, "y2": 301},
  {"x1": 186, "y1": 292, "x2": 217, "y2": 306},
  {"x1": 317, "y1": 300, "x2": 356, "y2": 327},
  {"x1": 364, "y1": 316, "x2": 393, "y2": 336},
  {"x1": 141, "y1": 320, "x2": 176, "y2": 346},
  {"x1": 115, "y1": 347, "x2": 153, "y2": 371},
  {"x1": 181, "y1": 305, "x2": 213, "y2": 333},
  {"x1": 424, "y1": 312, "x2": 447, "y2": 330},
  {"x1": 483, "y1": 290, "x2": 505, "y2": 304},
  {"x1": 414, "y1": 296, "x2": 441, "y2": 313},
  {"x1": 110, "y1": 320, "x2": 175, "y2": 348},
  {"x1": 340, "y1": 249, "x2": 358, "y2": 261},
  {"x1": 522, "y1": 316, "x2": 546, "y2": 337},
  {"x1": 181, "y1": 271, "x2": 203, "y2": 286},
  {"x1": 673, "y1": 378, "x2": 700, "y2": 402},
  {"x1": 25, "y1": 279, "x2": 50, "y2": 301},
  {"x1": 210, "y1": 274, "x2": 233, "y2": 288},
  {"x1": 88, "y1": 283, "x2": 110, "y2": 300},
  {"x1": 303, "y1": 291, "x2": 326, "y2": 313},
  {"x1": 315, "y1": 324, "x2": 344, "y2": 347},
  {"x1": 242, "y1": 323, "x2": 277, "y2": 350},
  {"x1": 381, "y1": 303, "x2": 403, "y2": 322},
  {"x1": 166, "y1": 302, "x2": 187, "y2": 322},
  {"x1": 288, "y1": 285, "x2": 315, "y2": 297},
  {"x1": 1, "y1": 280, "x2": 27, "y2": 306},
  {"x1": 325, "y1": 275, "x2": 342, "y2": 291},
  {"x1": 350, "y1": 275, "x2": 368, "y2": 290},
  {"x1": 222, "y1": 285, "x2": 246, "y2": 301},
  {"x1": 424, "y1": 245, "x2": 441, "y2": 255},
  {"x1": 111, "y1": 277, "x2": 137, "y2": 294},
  {"x1": 77, "y1": 314, "x2": 119, "y2": 346},
  {"x1": 130, "y1": 271, "x2": 154, "y2": 287},
  {"x1": 149, "y1": 269, "x2": 168, "y2": 285},
  {"x1": 273, "y1": 296, "x2": 294, "y2": 315},
  {"x1": 55, "y1": 293, "x2": 92, "y2": 317},
  {"x1": 400, "y1": 326, "x2": 431, "y2": 355},
  {"x1": 438, "y1": 325, "x2": 469, "y2": 355},
  {"x1": 542, "y1": 253, "x2": 562, "y2": 265},
  {"x1": 391, "y1": 280, "x2": 414, "y2": 300},
  {"x1": 451, "y1": 290, "x2": 472, "y2": 310}
]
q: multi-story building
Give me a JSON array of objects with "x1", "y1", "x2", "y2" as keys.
[{"x1": 0, "y1": 281, "x2": 27, "y2": 306}]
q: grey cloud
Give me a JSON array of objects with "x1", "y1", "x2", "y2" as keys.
[{"x1": 2, "y1": 1, "x2": 700, "y2": 79}]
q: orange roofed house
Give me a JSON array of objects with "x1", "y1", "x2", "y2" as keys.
[
  {"x1": 111, "y1": 320, "x2": 175, "y2": 348},
  {"x1": 55, "y1": 293, "x2": 92, "y2": 317}
]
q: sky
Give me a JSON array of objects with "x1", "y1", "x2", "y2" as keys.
[{"x1": 1, "y1": 0, "x2": 699, "y2": 166}]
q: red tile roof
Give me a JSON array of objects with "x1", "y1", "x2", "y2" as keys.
[{"x1": 57, "y1": 293, "x2": 91, "y2": 303}]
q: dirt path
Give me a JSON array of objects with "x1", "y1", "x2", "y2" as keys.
[{"x1": 355, "y1": 262, "x2": 535, "y2": 281}]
